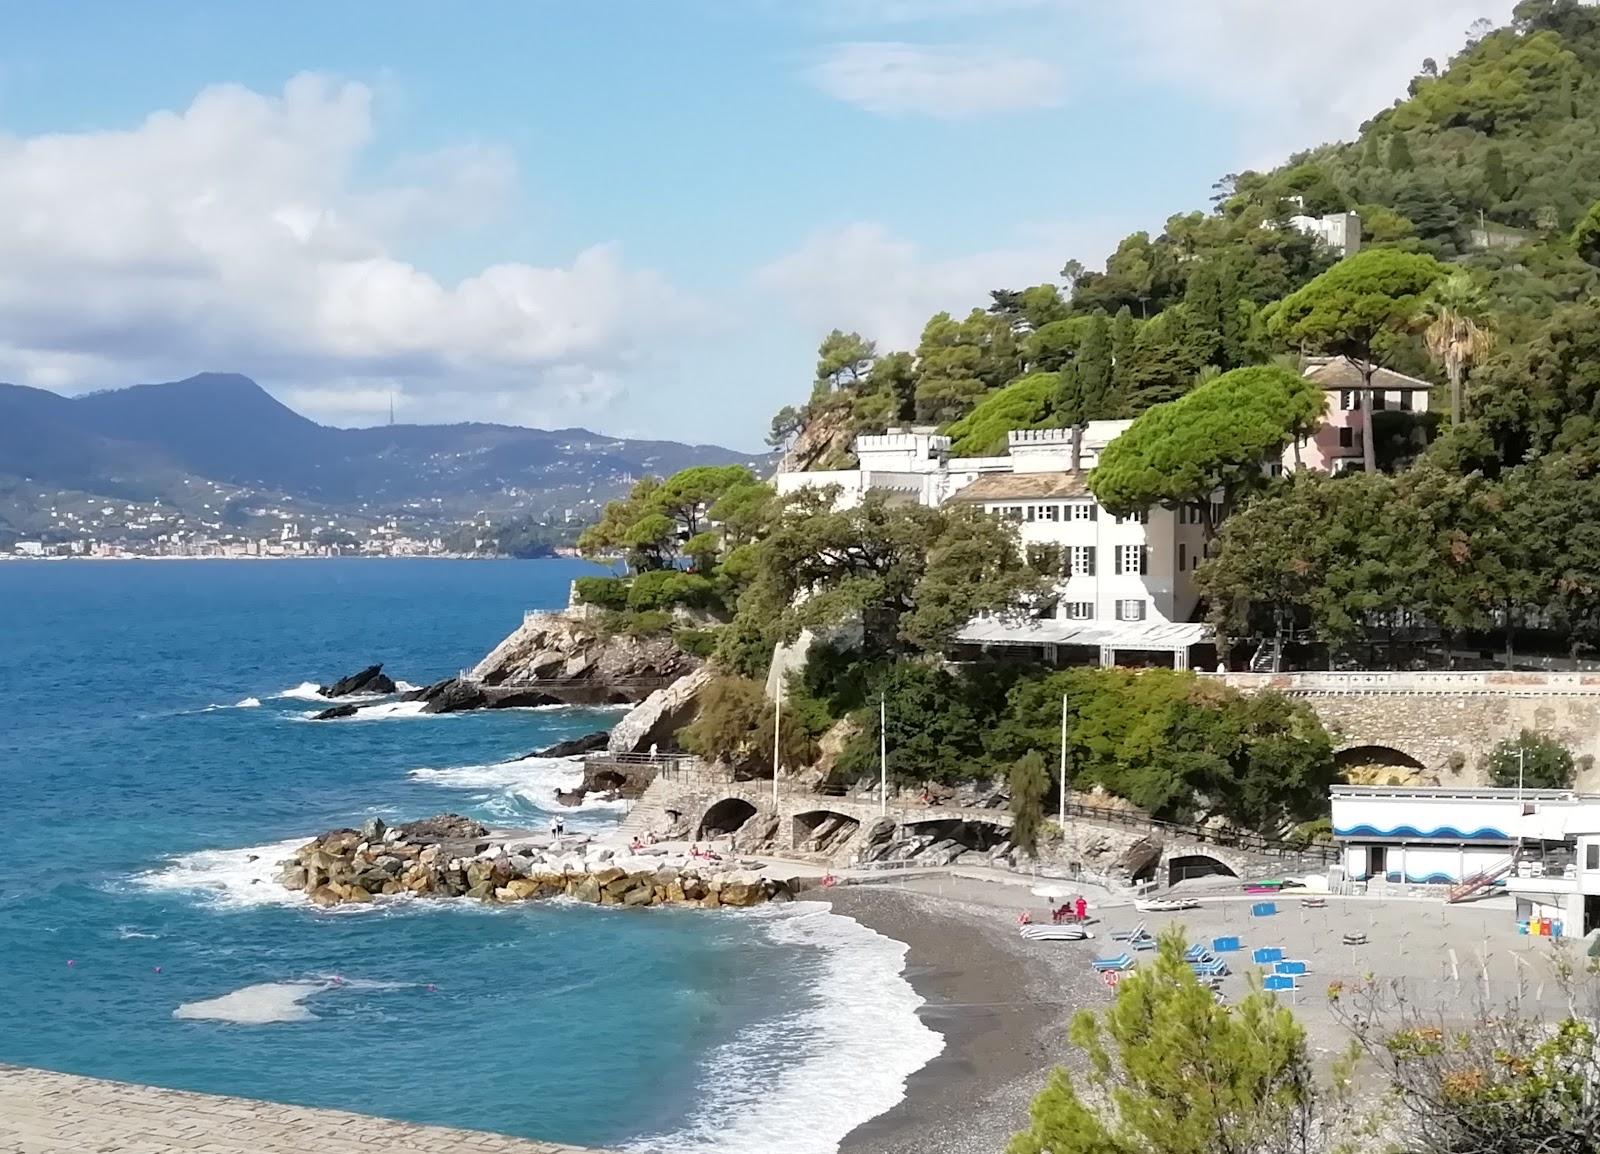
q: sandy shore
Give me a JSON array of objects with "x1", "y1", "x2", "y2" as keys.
[{"x1": 829, "y1": 877, "x2": 1112, "y2": 1154}]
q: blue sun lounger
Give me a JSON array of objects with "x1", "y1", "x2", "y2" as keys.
[
  {"x1": 1184, "y1": 944, "x2": 1213, "y2": 964},
  {"x1": 1212, "y1": 936, "x2": 1241, "y2": 953},
  {"x1": 1092, "y1": 952, "x2": 1136, "y2": 972},
  {"x1": 1274, "y1": 960, "x2": 1309, "y2": 976},
  {"x1": 1109, "y1": 922, "x2": 1147, "y2": 942},
  {"x1": 1252, "y1": 947, "x2": 1285, "y2": 965},
  {"x1": 1190, "y1": 959, "x2": 1228, "y2": 978}
]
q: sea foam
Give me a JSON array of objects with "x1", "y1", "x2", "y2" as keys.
[
  {"x1": 627, "y1": 902, "x2": 944, "y2": 1154},
  {"x1": 173, "y1": 976, "x2": 414, "y2": 1025},
  {"x1": 174, "y1": 981, "x2": 322, "y2": 1024},
  {"x1": 409, "y1": 756, "x2": 628, "y2": 816},
  {"x1": 127, "y1": 837, "x2": 311, "y2": 910}
]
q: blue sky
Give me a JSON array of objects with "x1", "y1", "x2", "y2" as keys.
[{"x1": 0, "y1": 1, "x2": 1513, "y2": 448}]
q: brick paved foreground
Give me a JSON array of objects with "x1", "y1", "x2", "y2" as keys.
[{"x1": 0, "y1": 1065, "x2": 601, "y2": 1154}]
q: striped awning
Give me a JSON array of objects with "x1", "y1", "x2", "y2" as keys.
[{"x1": 955, "y1": 618, "x2": 1210, "y2": 651}]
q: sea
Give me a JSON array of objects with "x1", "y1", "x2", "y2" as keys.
[{"x1": 0, "y1": 558, "x2": 941, "y2": 1153}]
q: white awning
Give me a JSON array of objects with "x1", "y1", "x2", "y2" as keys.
[{"x1": 955, "y1": 618, "x2": 1210, "y2": 651}]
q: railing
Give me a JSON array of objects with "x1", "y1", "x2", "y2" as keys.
[
  {"x1": 1207, "y1": 670, "x2": 1600, "y2": 695},
  {"x1": 1448, "y1": 857, "x2": 1514, "y2": 903},
  {"x1": 584, "y1": 752, "x2": 736, "y2": 786},
  {"x1": 485, "y1": 674, "x2": 679, "y2": 692},
  {"x1": 1053, "y1": 799, "x2": 1339, "y2": 863}
]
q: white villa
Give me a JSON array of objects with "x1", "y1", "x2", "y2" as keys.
[{"x1": 774, "y1": 425, "x2": 1211, "y2": 669}]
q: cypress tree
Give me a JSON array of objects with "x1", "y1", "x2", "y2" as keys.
[
  {"x1": 1485, "y1": 146, "x2": 1509, "y2": 200},
  {"x1": 1388, "y1": 133, "x2": 1415, "y2": 173}
]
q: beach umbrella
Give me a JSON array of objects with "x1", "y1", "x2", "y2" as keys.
[{"x1": 1031, "y1": 885, "x2": 1073, "y2": 901}]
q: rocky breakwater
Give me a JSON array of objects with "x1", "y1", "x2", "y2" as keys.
[{"x1": 277, "y1": 814, "x2": 793, "y2": 910}]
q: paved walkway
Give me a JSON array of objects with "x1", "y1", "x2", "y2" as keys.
[{"x1": 0, "y1": 1066, "x2": 599, "y2": 1154}]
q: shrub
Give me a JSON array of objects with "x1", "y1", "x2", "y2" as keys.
[
  {"x1": 1484, "y1": 729, "x2": 1576, "y2": 789},
  {"x1": 598, "y1": 609, "x2": 674, "y2": 637},
  {"x1": 1009, "y1": 751, "x2": 1050, "y2": 855},
  {"x1": 673, "y1": 627, "x2": 720, "y2": 659},
  {"x1": 626, "y1": 569, "x2": 716, "y2": 611},
  {"x1": 573, "y1": 575, "x2": 629, "y2": 610}
]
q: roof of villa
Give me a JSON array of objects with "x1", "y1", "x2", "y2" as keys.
[
  {"x1": 1303, "y1": 356, "x2": 1434, "y2": 391},
  {"x1": 948, "y1": 471, "x2": 1092, "y2": 503}
]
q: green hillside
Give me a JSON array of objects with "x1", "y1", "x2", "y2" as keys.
[{"x1": 772, "y1": 0, "x2": 1600, "y2": 667}]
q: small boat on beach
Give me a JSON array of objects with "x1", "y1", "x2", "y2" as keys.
[{"x1": 1135, "y1": 897, "x2": 1200, "y2": 912}]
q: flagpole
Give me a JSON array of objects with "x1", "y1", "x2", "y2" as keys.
[{"x1": 772, "y1": 691, "x2": 781, "y2": 812}]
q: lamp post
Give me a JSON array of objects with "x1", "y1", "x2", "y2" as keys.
[
  {"x1": 879, "y1": 693, "x2": 888, "y2": 817},
  {"x1": 772, "y1": 690, "x2": 781, "y2": 812},
  {"x1": 1059, "y1": 693, "x2": 1068, "y2": 829}
]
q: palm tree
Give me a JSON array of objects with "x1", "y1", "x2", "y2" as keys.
[{"x1": 1423, "y1": 273, "x2": 1496, "y2": 426}]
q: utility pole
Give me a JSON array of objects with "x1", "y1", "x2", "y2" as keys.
[
  {"x1": 772, "y1": 691, "x2": 781, "y2": 812},
  {"x1": 1059, "y1": 693, "x2": 1068, "y2": 829},
  {"x1": 879, "y1": 694, "x2": 888, "y2": 817}
]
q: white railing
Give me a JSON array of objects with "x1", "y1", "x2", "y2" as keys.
[{"x1": 1206, "y1": 670, "x2": 1600, "y2": 695}]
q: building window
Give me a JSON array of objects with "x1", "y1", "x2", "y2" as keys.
[
  {"x1": 1114, "y1": 510, "x2": 1148, "y2": 526},
  {"x1": 1589, "y1": 844, "x2": 1599, "y2": 871},
  {"x1": 1115, "y1": 599, "x2": 1146, "y2": 621},
  {"x1": 1024, "y1": 505, "x2": 1036, "y2": 522},
  {"x1": 1114, "y1": 545, "x2": 1147, "y2": 576},
  {"x1": 1069, "y1": 502, "x2": 1097, "y2": 522},
  {"x1": 1372, "y1": 392, "x2": 1387, "y2": 411},
  {"x1": 1338, "y1": 427, "x2": 1354, "y2": 449},
  {"x1": 1339, "y1": 390, "x2": 1359, "y2": 411},
  {"x1": 1399, "y1": 391, "x2": 1414, "y2": 413},
  {"x1": 1003, "y1": 506, "x2": 1024, "y2": 521},
  {"x1": 1178, "y1": 542, "x2": 1187, "y2": 570},
  {"x1": 1040, "y1": 504, "x2": 1060, "y2": 522},
  {"x1": 1211, "y1": 501, "x2": 1224, "y2": 524},
  {"x1": 1064, "y1": 601, "x2": 1094, "y2": 620},
  {"x1": 1069, "y1": 545, "x2": 1096, "y2": 576}
]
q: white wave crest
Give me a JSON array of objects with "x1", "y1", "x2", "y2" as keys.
[
  {"x1": 275, "y1": 681, "x2": 327, "y2": 701},
  {"x1": 409, "y1": 756, "x2": 627, "y2": 816},
  {"x1": 626, "y1": 902, "x2": 943, "y2": 1154},
  {"x1": 301, "y1": 700, "x2": 432, "y2": 721},
  {"x1": 235, "y1": 697, "x2": 261, "y2": 709},
  {"x1": 116, "y1": 927, "x2": 160, "y2": 940},
  {"x1": 128, "y1": 838, "x2": 310, "y2": 910},
  {"x1": 394, "y1": 680, "x2": 420, "y2": 693}
]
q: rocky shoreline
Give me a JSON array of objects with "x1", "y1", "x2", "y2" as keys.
[{"x1": 276, "y1": 813, "x2": 796, "y2": 910}]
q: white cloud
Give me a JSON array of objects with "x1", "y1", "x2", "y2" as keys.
[
  {"x1": 0, "y1": 73, "x2": 696, "y2": 427},
  {"x1": 808, "y1": 42, "x2": 1065, "y2": 118},
  {"x1": 1106, "y1": 0, "x2": 1522, "y2": 163},
  {"x1": 755, "y1": 219, "x2": 1132, "y2": 349}
]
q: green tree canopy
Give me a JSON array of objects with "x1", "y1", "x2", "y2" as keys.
[
  {"x1": 1267, "y1": 248, "x2": 1447, "y2": 471},
  {"x1": 945, "y1": 372, "x2": 1059, "y2": 457},
  {"x1": 1009, "y1": 930, "x2": 1324, "y2": 1154},
  {"x1": 1090, "y1": 365, "x2": 1325, "y2": 537}
]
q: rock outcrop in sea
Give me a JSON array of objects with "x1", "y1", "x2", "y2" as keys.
[
  {"x1": 319, "y1": 664, "x2": 397, "y2": 697},
  {"x1": 277, "y1": 814, "x2": 794, "y2": 910}
]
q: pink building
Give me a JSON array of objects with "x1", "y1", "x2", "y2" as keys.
[{"x1": 1289, "y1": 356, "x2": 1434, "y2": 474}]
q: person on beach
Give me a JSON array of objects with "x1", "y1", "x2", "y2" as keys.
[{"x1": 1074, "y1": 895, "x2": 1088, "y2": 923}]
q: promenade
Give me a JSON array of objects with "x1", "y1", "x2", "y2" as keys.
[{"x1": 0, "y1": 1066, "x2": 598, "y2": 1154}]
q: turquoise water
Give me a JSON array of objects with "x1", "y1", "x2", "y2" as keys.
[{"x1": 0, "y1": 559, "x2": 938, "y2": 1153}]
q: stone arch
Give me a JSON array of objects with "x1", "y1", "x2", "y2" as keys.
[
  {"x1": 698, "y1": 797, "x2": 758, "y2": 839},
  {"x1": 1167, "y1": 853, "x2": 1239, "y2": 888},
  {"x1": 899, "y1": 817, "x2": 1010, "y2": 857},
  {"x1": 1335, "y1": 744, "x2": 1427, "y2": 771},
  {"x1": 791, "y1": 810, "x2": 861, "y2": 854}
]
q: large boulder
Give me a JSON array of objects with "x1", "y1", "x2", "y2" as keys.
[
  {"x1": 396, "y1": 814, "x2": 489, "y2": 843},
  {"x1": 469, "y1": 609, "x2": 701, "y2": 692},
  {"x1": 402, "y1": 677, "x2": 490, "y2": 714},
  {"x1": 528, "y1": 731, "x2": 611, "y2": 759},
  {"x1": 312, "y1": 703, "x2": 360, "y2": 721},
  {"x1": 608, "y1": 667, "x2": 714, "y2": 755},
  {"x1": 320, "y1": 665, "x2": 397, "y2": 698}
]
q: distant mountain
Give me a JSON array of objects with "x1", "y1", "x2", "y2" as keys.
[{"x1": 0, "y1": 374, "x2": 769, "y2": 509}]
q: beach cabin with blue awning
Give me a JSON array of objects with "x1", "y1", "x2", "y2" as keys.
[{"x1": 1331, "y1": 784, "x2": 1600, "y2": 936}]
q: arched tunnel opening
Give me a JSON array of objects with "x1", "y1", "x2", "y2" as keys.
[
  {"x1": 1335, "y1": 744, "x2": 1428, "y2": 785},
  {"x1": 1167, "y1": 853, "x2": 1239, "y2": 888},
  {"x1": 697, "y1": 797, "x2": 758, "y2": 840},
  {"x1": 899, "y1": 818, "x2": 1009, "y2": 864}
]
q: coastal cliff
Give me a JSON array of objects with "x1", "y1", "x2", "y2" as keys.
[
  {"x1": 277, "y1": 814, "x2": 794, "y2": 910},
  {"x1": 470, "y1": 607, "x2": 698, "y2": 691}
]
